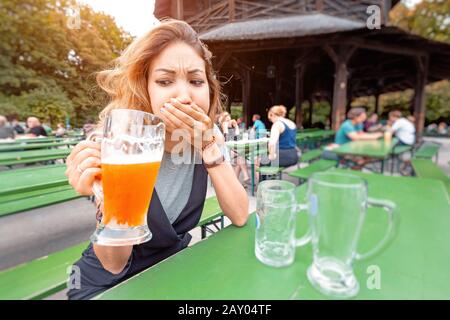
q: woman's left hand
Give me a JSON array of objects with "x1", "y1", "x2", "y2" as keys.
[{"x1": 159, "y1": 98, "x2": 214, "y2": 150}]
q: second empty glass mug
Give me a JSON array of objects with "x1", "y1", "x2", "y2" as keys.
[{"x1": 255, "y1": 172, "x2": 397, "y2": 298}]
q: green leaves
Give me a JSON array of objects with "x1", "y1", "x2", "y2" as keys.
[{"x1": 0, "y1": 0, "x2": 133, "y2": 127}]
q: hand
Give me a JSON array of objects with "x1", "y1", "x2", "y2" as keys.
[
  {"x1": 65, "y1": 140, "x2": 101, "y2": 195},
  {"x1": 159, "y1": 98, "x2": 214, "y2": 150},
  {"x1": 269, "y1": 152, "x2": 277, "y2": 161}
]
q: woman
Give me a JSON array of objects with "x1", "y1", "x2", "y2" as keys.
[
  {"x1": 218, "y1": 111, "x2": 251, "y2": 185},
  {"x1": 65, "y1": 19, "x2": 248, "y2": 300},
  {"x1": 262, "y1": 105, "x2": 299, "y2": 167},
  {"x1": 218, "y1": 111, "x2": 239, "y2": 141}
]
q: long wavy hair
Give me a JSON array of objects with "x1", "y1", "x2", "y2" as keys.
[{"x1": 96, "y1": 19, "x2": 222, "y2": 124}]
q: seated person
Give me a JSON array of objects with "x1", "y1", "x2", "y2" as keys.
[
  {"x1": 386, "y1": 110, "x2": 415, "y2": 146},
  {"x1": 333, "y1": 108, "x2": 383, "y2": 169},
  {"x1": 261, "y1": 105, "x2": 298, "y2": 168},
  {"x1": 26, "y1": 117, "x2": 48, "y2": 137}
]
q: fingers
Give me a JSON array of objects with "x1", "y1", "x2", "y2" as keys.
[
  {"x1": 75, "y1": 168, "x2": 102, "y2": 195},
  {"x1": 162, "y1": 102, "x2": 195, "y2": 128},
  {"x1": 72, "y1": 148, "x2": 101, "y2": 168},
  {"x1": 170, "y1": 98, "x2": 206, "y2": 121},
  {"x1": 67, "y1": 140, "x2": 100, "y2": 165}
]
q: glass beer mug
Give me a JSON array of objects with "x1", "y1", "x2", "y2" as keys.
[
  {"x1": 255, "y1": 180, "x2": 310, "y2": 267},
  {"x1": 90, "y1": 109, "x2": 165, "y2": 246},
  {"x1": 306, "y1": 172, "x2": 396, "y2": 298}
]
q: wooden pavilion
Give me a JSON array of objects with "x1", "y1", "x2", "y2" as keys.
[{"x1": 154, "y1": 0, "x2": 450, "y2": 134}]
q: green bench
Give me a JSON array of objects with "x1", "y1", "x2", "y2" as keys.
[
  {"x1": 413, "y1": 142, "x2": 440, "y2": 162},
  {"x1": 288, "y1": 159, "x2": 337, "y2": 183},
  {"x1": 411, "y1": 159, "x2": 450, "y2": 197},
  {"x1": 0, "y1": 164, "x2": 68, "y2": 195},
  {"x1": 0, "y1": 185, "x2": 83, "y2": 217},
  {"x1": 0, "y1": 241, "x2": 89, "y2": 300},
  {"x1": 196, "y1": 196, "x2": 224, "y2": 239},
  {"x1": 300, "y1": 148, "x2": 322, "y2": 163},
  {"x1": 389, "y1": 144, "x2": 413, "y2": 174},
  {"x1": 0, "y1": 149, "x2": 71, "y2": 167},
  {"x1": 0, "y1": 164, "x2": 84, "y2": 217},
  {"x1": 256, "y1": 166, "x2": 284, "y2": 180}
]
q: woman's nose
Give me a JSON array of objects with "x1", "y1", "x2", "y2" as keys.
[{"x1": 175, "y1": 84, "x2": 192, "y2": 105}]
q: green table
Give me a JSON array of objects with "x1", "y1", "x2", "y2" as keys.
[
  {"x1": 0, "y1": 140, "x2": 78, "y2": 152},
  {"x1": 95, "y1": 170, "x2": 450, "y2": 299},
  {"x1": 334, "y1": 139, "x2": 397, "y2": 173},
  {"x1": 0, "y1": 149, "x2": 71, "y2": 167},
  {"x1": 226, "y1": 138, "x2": 269, "y2": 196}
]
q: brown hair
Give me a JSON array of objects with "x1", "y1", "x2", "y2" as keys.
[
  {"x1": 347, "y1": 107, "x2": 366, "y2": 120},
  {"x1": 268, "y1": 105, "x2": 287, "y2": 118},
  {"x1": 97, "y1": 19, "x2": 222, "y2": 124},
  {"x1": 389, "y1": 110, "x2": 403, "y2": 119}
]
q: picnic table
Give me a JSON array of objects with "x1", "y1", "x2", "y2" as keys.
[
  {"x1": 0, "y1": 140, "x2": 79, "y2": 152},
  {"x1": 296, "y1": 130, "x2": 335, "y2": 149},
  {"x1": 0, "y1": 148, "x2": 71, "y2": 167},
  {"x1": 333, "y1": 138, "x2": 397, "y2": 173},
  {"x1": 95, "y1": 170, "x2": 450, "y2": 299},
  {"x1": 226, "y1": 138, "x2": 269, "y2": 196}
]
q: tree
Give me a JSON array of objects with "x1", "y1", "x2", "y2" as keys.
[{"x1": 0, "y1": 0, "x2": 133, "y2": 127}]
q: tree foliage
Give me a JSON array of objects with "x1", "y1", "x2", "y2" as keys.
[{"x1": 0, "y1": 0, "x2": 133, "y2": 127}]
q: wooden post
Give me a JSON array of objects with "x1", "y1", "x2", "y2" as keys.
[
  {"x1": 229, "y1": 0, "x2": 235, "y2": 22},
  {"x1": 374, "y1": 92, "x2": 380, "y2": 115},
  {"x1": 413, "y1": 55, "x2": 429, "y2": 138},
  {"x1": 324, "y1": 45, "x2": 356, "y2": 131},
  {"x1": 242, "y1": 70, "x2": 251, "y2": 126},
  {"x1": 175, "y1": 0, "x2": 183, "y2": 20},
  {"x1": 295, "y1": 65, "x2": 305, "y2": 128},
  {"x1": 315, "y1": 0, "x2": 324, "y2": 11}
]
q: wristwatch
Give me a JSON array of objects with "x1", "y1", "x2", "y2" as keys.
[{"x1": 203, "y1": 155, "x2": 225, "y2": 169}]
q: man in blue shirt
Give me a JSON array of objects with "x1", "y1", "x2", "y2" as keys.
[{"x1": 252, "y1": 114, "x2": 266, "y2": 138}]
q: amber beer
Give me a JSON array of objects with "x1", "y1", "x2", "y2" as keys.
[{"x1": 102, "y1": 158, "x2": 160, "y2": 227}]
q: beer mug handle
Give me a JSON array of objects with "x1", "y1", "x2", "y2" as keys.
[
  {"x1": 92, "y1": 180, "x2": 103, "y2": 203},
  {"x1": 294, "y1": 204, "x2": 311, "y2": 247},
  {"x1": 355, "y1": 198, "x2": 397, "y2": 261}
]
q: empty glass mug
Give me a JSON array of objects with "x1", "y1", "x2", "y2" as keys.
[
  {"x1": 255, "y1": 180, "x2": 310, "y2": 267},
  {"x1": 306, "y1": 172, "x2": 396, "y2": 299},
  {"x1": 90, "y1": 109, "x2": 165, "y2": 246}
]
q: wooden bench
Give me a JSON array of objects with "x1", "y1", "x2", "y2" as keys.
[
  {"x1": 0, "y1": 164, "x2": 84, "y2": 217},
  {"x1": 256, "y1": 166, "x2": 284, "y2": 180},
  {"x1": 288, "y1": 159, "x2": 338, "y2": 183},
  {"x1": 299, "y1": 148, "x2": 322, "y2": 163},
  {"x1": 0, "y1": 149, "x2": 71, "y2": 168},
  {"x1": 389, "y1": 144, "x2": 413, "y2": 174},
  {"x1": 196, "y1": 196, "x2": 224, "y2": 239},
  {"x1": 411, "y1": 159, "x2": 450, "y2": 197},
  {"x1": 413, "y1": 142, "x2": 441, "y2": 162},
  {"x1": 0, "y1": 241, "x2": 89, "y2": 300}
]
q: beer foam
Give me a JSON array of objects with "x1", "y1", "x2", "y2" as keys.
[{"x1": 102, "y1": 153, "x2": 162, "y2": 164}]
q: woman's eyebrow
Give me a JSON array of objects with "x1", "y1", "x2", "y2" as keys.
[{"x1": 153, "y1": 68, "x2": 205, "y2": 74}]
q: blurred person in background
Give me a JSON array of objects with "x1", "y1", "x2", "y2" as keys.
[
  {"x1": 0, "y1": 115, "x2": 15, "y2": 140},
  {"x1": 26, "y1": 116, "x2": 48, "y2": 137}
]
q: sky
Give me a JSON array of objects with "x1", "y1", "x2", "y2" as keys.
[
  {"x1": 78, "y1": 0, "x2": 159, "y2": 37},
  {"x1": 77, "y1": 0, "x2": 424, "y2": 37}
]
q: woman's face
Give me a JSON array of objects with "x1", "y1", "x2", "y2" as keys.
[{"x1": 148, "y1": 41, "x2": 210, "y2": 121}]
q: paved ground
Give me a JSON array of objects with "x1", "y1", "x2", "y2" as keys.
[{"x1": 1, "y1": 136, "x2": 448, "y2": 299}]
